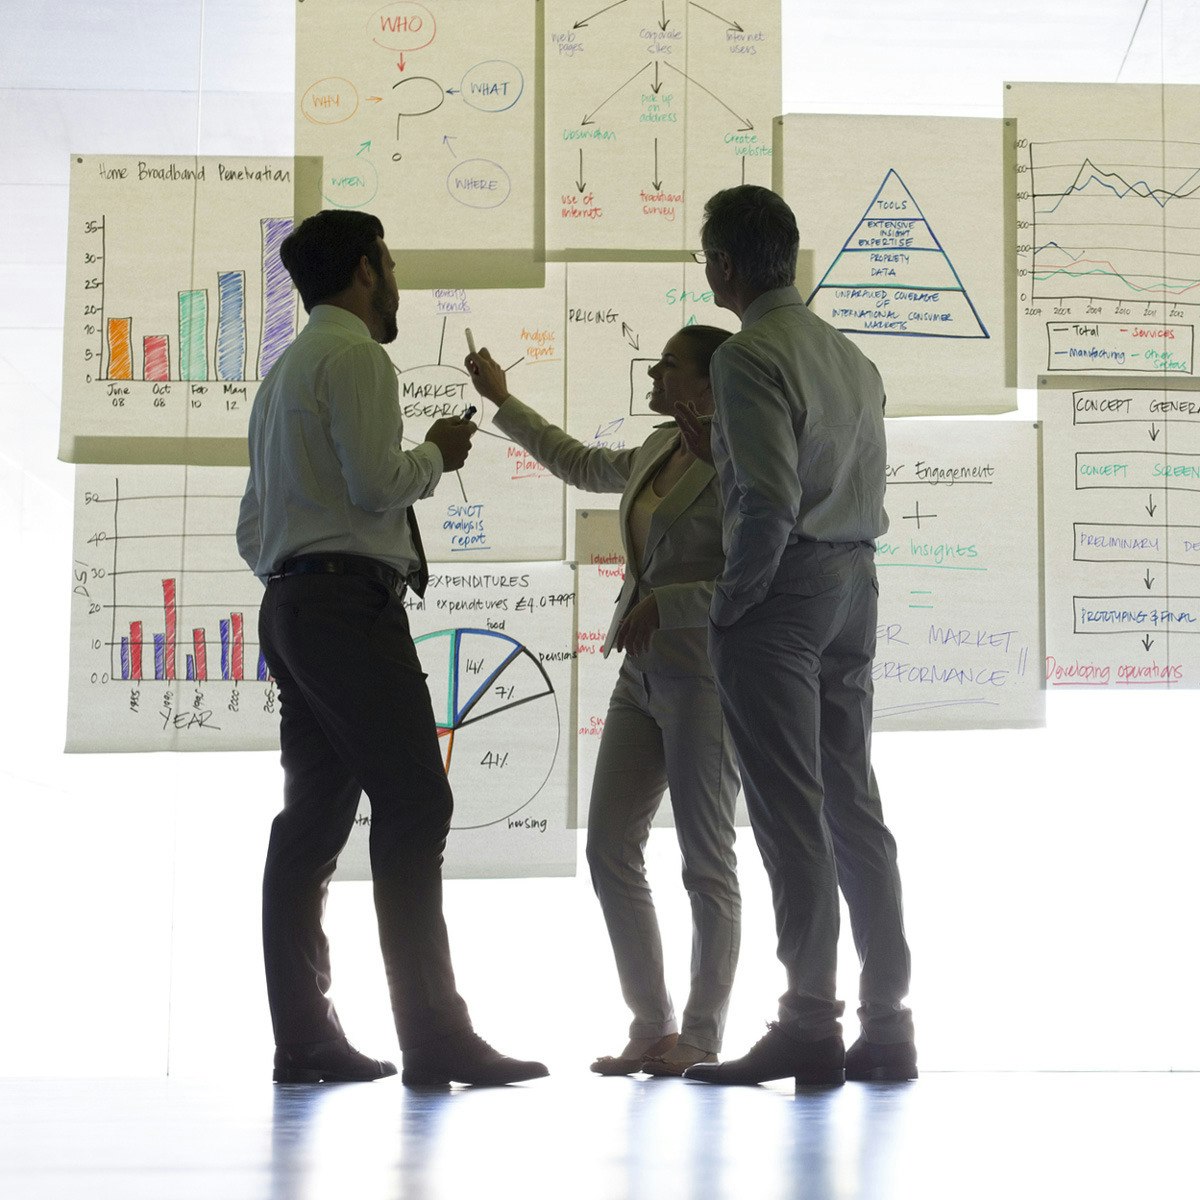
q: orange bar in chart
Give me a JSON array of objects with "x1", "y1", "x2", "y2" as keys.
[{"x1": 107, "y1": 317, "x2": 133, "y2": 380}]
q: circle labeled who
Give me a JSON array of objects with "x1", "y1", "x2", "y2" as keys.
[
  {"x1": 447, "y1": 159, "x2": 511, "y2": 209},
  {"x1": 460, "y1": 61, "x2": 525, "y2": 113},
  {"x1": 300, "y1": 77, "x2": 359, "y2": 125},
  {"x1": 369, "y1": 2, "x2": 436, "y2": 51}
]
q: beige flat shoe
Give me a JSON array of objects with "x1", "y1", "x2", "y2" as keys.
[
  {"x1": 641, "y1": 1044, "x2": 718, "y2": 1077},
  {"x1": 590, "y1": 1033, "x2": 679, "y2": 1076}
]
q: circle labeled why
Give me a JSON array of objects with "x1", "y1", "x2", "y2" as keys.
[{"x1": 416, "y1": 629, "x2": 559, "y2": 829}]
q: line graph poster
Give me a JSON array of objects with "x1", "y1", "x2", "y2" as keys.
[
  {"x1": 389, "y1": 266, "x2": 568, "y2": 561},
  {"x1": 875, "y1": 420, "x2": 1043, "y2": 730},
  {"x1": 775, "y1": 115, "x2": 1011, "y2": 416},
  {"x1": 337, "y1": 562, "x2": 577, "y2": 878},
  {"x1": 1006, "y1": 83, "x2": 1200, "y2": 386},
  {"x1": 297, "y1": 0, "x2": 542, "y2": 288},
  {"x1": 59, "y1": 155, "x2": 321, "y2": 464},
  {"x1": 561, "y1": 260, "x2": 738, "y2": 555},
  {"x1": 1041, "y1": 380, "x2": 1200, "y2": 689},
  {"x1": 544, "y1": 0, "x2": 780, "y2": 257}
]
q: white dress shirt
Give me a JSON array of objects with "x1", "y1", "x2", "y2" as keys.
[
  {"x1": 237, "y1": 304, "x2": 443, "y2": 581},
  {"x1": 709, "y1": 286, "x2": 889, "y2": 627}
]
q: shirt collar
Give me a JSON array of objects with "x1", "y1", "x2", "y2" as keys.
[
  {"x1": 740, "y1": 285, "x2": 805, "y2": 329},
  {"x1": 307, "y1": 303, "x2": 373, "y2": 340}
]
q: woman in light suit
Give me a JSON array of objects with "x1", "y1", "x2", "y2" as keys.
[{"x1": 466, "y1": 325, "x2": 740, "y2": 1076}]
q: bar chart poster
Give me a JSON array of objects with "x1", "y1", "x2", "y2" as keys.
[
  {"x1": 1041, "y1": 380, "x2": 1200, "y2": 689},
  {"x1": 874, "y1": 419, "x2": 1043, "y2": 730},
  {"x1": 1005, "y1": 83, "x2": 1200, "y2": 387},
  {"x1": 60, "y1": 155, "x2": 321, "y2": 463},
  {"x1": 335, "y1": 561, "x2": 578, "y2": 879},
  {"x1": 67, "y1": 465, "x2": 279, "y2": 752},
  {"x1": 297, "y1": 0, "x2": 541, "y2": 289}
]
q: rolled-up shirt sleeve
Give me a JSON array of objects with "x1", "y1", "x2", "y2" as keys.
[
  {"x1": 710, "y1": 341, "x2": 800, "y2": 627},
  {"x1": 327, "y1": 341, "x2": 442, "y2": 511}
]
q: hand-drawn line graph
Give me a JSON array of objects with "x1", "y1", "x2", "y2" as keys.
[
  {"x1": 1030, "y1": 139, "x2": 1200, "y2": 304},
  {"x1": 806, "y1": 169, "x2": 989, "y2": 339},
  {"x1": 415, "y1": 627, "x2": 560, "y2": 829}
]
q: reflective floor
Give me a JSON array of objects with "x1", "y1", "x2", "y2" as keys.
[{"x1": 0, "y1": 1072, "x2": 1194, "y2": 1200}]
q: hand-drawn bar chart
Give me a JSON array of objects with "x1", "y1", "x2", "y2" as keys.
[
  {"x1": 60, "y1": 155, "x2": 321, "y2": 460},
  {"x1": 67, "y1": 465, "x2": 281, "y2": 752}
]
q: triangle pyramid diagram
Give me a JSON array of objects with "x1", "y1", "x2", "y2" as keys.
[{"x1": 807, "y1": 170, "x2": 989, "y2": 339}]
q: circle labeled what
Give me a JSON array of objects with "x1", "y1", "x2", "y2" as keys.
[{"x1": 460, "y1": 60, "x2": 525, "y2": 113}]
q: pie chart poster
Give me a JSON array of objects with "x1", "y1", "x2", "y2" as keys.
[{"x1": 336, "y1": 562, "x2": 577, "y2": 880}]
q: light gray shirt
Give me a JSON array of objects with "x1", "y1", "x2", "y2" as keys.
[
  {"x1": 709, "y1": 286, "x2": 889, "y2": 627},
  {"x1": 237, "y1": 305, "x2": 443, "y2": 582}
]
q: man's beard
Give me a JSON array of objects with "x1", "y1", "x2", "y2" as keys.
[{"x1": 371, "y1": 277, "x2": 398, "y2": 344}]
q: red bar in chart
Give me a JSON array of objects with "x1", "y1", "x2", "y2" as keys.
[
  {"x1": 143, "y1": 335, "x2": 170, "y2": 382},
  {"x1": 162, "y1": 578, "x2": 177, "y2": 681},
  {"x1": 230, "y1": 611, "x2": 245, "y2": 681},
  {"x1": 192, "y1": 628, "x2": 208, "y2": 682},
  {"x1": 129, "y1": 620, "x2": 143, "y2": 681}
]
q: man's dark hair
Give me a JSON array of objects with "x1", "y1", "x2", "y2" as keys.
[
  {"x1": 701, "y1": 185, "x2": 798, "y2": 292},
  {"x1": 674, "y1": 323, "x2": 733, "y2": 375},
  {"x1": 279, "y1": 210, "x2": 386, "y2": 312}
]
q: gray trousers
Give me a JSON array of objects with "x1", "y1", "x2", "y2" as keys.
[
  {"x1": 585, "y1": 659, "x2": 742, "y2": 1053},
  {"x1": 709, "y1": 541, "x2": 913, "y2": 1044}
]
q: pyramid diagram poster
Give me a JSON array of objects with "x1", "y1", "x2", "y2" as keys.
[
  {"x1": 777, "y1": 114, "x2": 1012, "y2": 416},
  {"x1": 807, "y1": 169, "x2": 988, "y2": 340}
]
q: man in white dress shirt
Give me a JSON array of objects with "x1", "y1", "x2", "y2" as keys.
[
  {"x1": 680, "y1": 186, "x2": 916, "y2": 1088},
  {"x1": 238, "y1": 209, "x2": 547, "y2": 1086}
]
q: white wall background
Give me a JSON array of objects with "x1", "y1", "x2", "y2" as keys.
[{"x1": 2, "y1": 0, "x2": 1198, "y2": 1077}]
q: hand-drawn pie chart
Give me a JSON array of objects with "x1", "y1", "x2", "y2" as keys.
[{"x1": 415, "y1": 628, "x2": 560, "y2": 829}]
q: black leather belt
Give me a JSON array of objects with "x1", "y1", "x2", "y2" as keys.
[{"x1": 270, "y1": 552, "x2": 409, "y2": 598}]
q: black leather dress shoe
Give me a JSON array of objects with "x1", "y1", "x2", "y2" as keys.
[
  {"x1": 683, "y1": 1023, "x2": 844, "y2": 1086},
  {"x1": 844, "y1": 1035, "x2": 918, "y2": 1081},
  {"x1": 273, "y1": 1037, "x2": 397, "y2": 1083},
  {"x1": 402, "y1": 1030, "x2": 549, "y2": 1087}
]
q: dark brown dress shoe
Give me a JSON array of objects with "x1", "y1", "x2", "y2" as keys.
[
  {"x1": 402, "y1": 1030, "x2": 548, "y2": 1087},
  {"x1": 273, "y1": 1037, "x2": 397, "y2": 1083},
  {"x1": 590, "y1": 1033, "x2": 679, "y2": 1076},
  {"x1": 844, "y1": 1035, "x2": 918, "y2": 1081},
  {"x1": 683, "y1": 1023, "x2": 844, "y2": 1086}
]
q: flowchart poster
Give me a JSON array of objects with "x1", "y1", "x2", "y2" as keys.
[
  {"x1": 1042, "y1": 381, "x2": 1200, "y2": 689},
  {"x1": 1006, "y1": 83, "x2": 1200, "y2": 386},
  {"x1": 776, "y1": 114, "x2": 1011, "y2": 417},
  {"x1": 389, "y1": 267, "x2": 568, "y2": 561},
  {"x1": 875, "y1": 420, "x2": 1043, "y2": 730},
  {"x1": 59, "y1": 155, "x2": 321, "y2": 463},
  {"x1": 561, "y1": 260, "x2": 738, "y2": 555},
  {"x1": 544, "y1": 0, "x2": 780, "y2": 257},
  {"x1": 337, "y1": 562, "x2": 578, "y2": 879},
  {"x1": 297, "y1": 0, "x2": 542, "y2": 288}
]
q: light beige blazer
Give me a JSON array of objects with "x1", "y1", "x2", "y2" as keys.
[{"x1": 492, "y1": 396, "x2": 725, "y2": 677}]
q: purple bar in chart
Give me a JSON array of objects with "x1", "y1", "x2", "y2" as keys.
[{"x1": 257, "y1": 218, "x2": 295, "y2": 378}]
